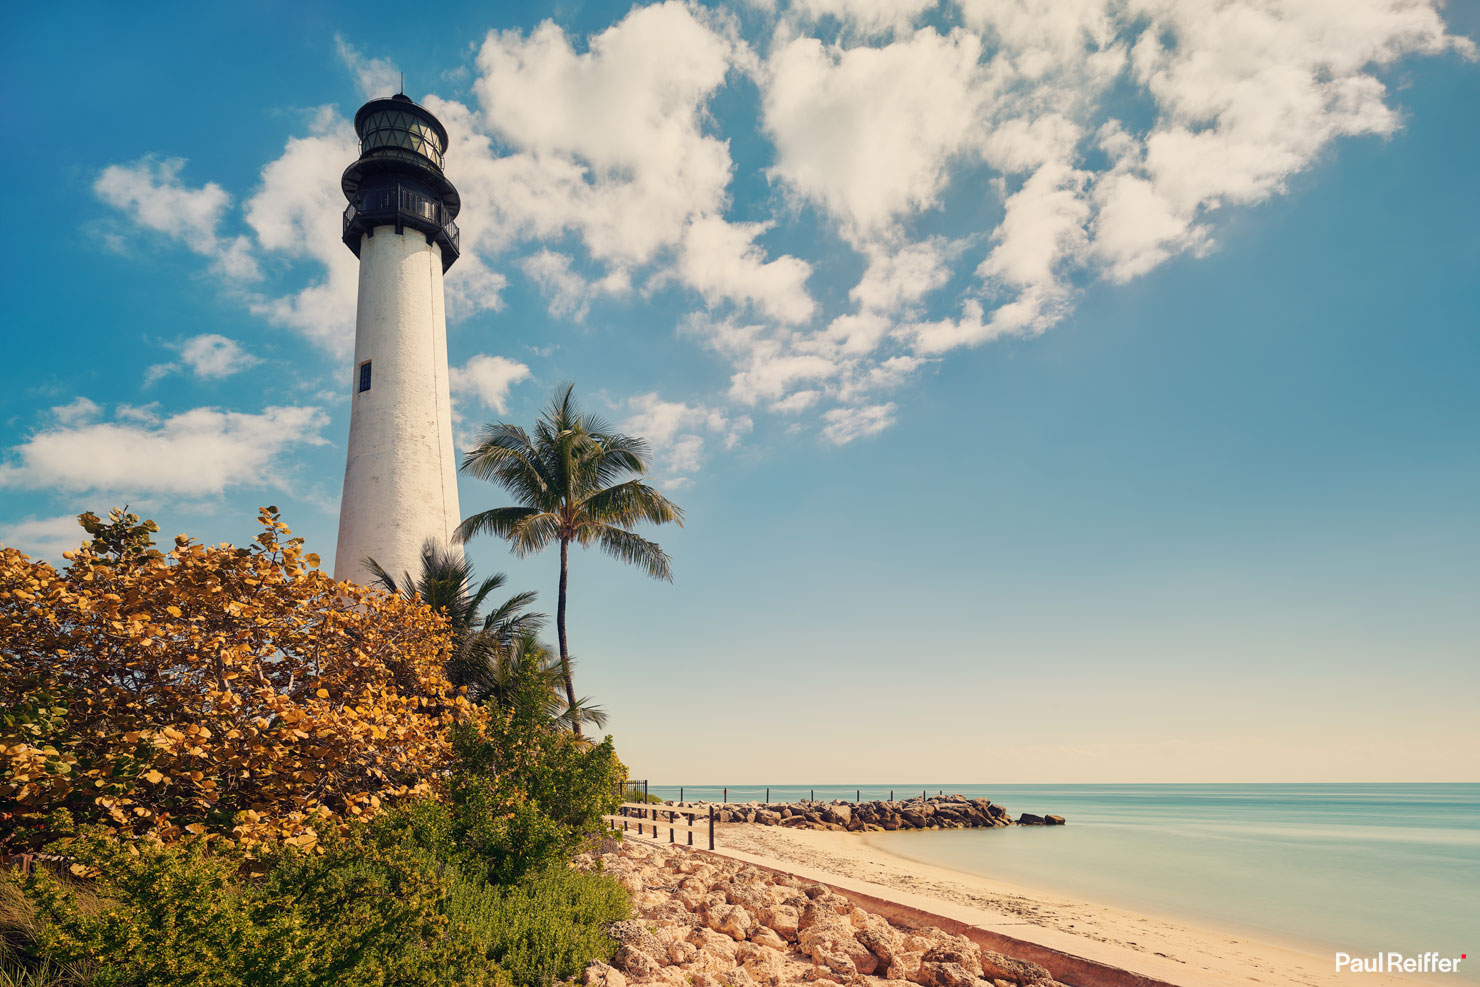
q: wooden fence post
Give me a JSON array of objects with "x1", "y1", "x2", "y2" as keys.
[{"x1": 708, "y1": 804, "x2": 715, "y2": 850}]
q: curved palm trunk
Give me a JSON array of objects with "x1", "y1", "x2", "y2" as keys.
[{"x1": 557, "y1": 536, "x2": 581, "y2": 738}]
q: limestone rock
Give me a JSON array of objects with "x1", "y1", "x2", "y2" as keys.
[
  {"x1": 585, "y1": 961, "x2": 627, "y2": 987},
  {"x1": 798, "y1": 924, "x2": 878, "y2": 976},
  {"x1": 750, "y1": 927, "x2": 788, "y2": 951},
  {"x1": 735, "y1": 942, "x2": 788, "y2": 984},
  {"x1": 757, "y1": 903, "x2": 801, "y2": 941},
  {"x1": 979, "y1": 950, "x2": 1052, "y2": 985},
  {"x1": 613, "y1": 945, "x2": 662, "y2": 978}
]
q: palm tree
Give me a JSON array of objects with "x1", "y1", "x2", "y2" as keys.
[
  {"x1": 457, "y1": 383, "x2": 683, "y2": 737},
  {"x1": 485, "y1": 631, "x2": 611, "y2": 735},
  {"x1": 365, "y1": 540, "x2": 545, "y2": 703}
]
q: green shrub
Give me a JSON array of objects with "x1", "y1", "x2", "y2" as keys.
[
  {"x1": 456, "y1": 864, "x2": 628, "y2": 987},
  {"x1": 17, "y1": 826, "x2": 499, "y2": 987}
]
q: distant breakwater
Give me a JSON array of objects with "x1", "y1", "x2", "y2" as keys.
[{"x1": 667, "y1": 795, "x2": 1065, "y2": 831}]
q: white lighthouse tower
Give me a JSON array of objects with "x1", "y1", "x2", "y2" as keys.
[{"x1": 333, "y1": 93, "x2": 463, "y2": 585}]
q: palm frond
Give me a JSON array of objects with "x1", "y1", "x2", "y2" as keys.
[
  {"x1": 455, "y1": 506, "x2": 556, "y2": 553},
  {"x1": 578, "y1": 479, "x2": 685, "y2": 528},
  {"x1": 591, "y1": 525, "x2": 674, "y2": 581}
]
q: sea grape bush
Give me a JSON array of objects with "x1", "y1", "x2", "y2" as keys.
[{"x1": 0, "y1": 508, "x2": 476, "y2": 852}]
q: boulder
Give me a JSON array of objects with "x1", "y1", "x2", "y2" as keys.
[
  {"x1": 735, "y1": 942, "x2": 788, "y2": 984},
  {"x1": 751, "y1": 927, "x2": 788, "y2": 951},
  {"x1": 613, "y1": 945, "x2": 662, "y2": 978},
  {"x1": 666, "y1": 939, "x2": 699, "y2": 965},
  {"x1": 585, "y1": 961, "x2": 627, "y2": 987},
  {"x1": 921, "y1": 943, "x2": 982, "y2": 979},
  {"x1": 799, "y1": 927, "x2": 878, "y2": 977},
  {"x1": 1044, "y1": 815, "x2": 1065, "y2": 826},
  {"x1": 1018, "y1": 813, "x2": 1044, "y2": 825},
  {"x1": 704, "y1": 902, "x2": 755, "y2": 941},
  {"x1": 758, "y1": 903, "x2": 801, "y2": 941},
  {"x1": 607, "y1": 920, "x2": 665, "y2": 958},
  {"x1": 916, "y1": 959, "x2": 976, "y2": 987},
  {"x1": 979, "y1": 949, "x2": 1053, "y2": 985}
]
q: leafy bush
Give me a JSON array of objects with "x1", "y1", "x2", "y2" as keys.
[
  {"x1": 0, "y1": 509, "x2": 477, "y2": 851},
  {"x1": 459, "y1": 864, "x2": 627, "y2": 987},
  {"x1": 5, "y1": 804, "x2": 628, "y2": 987},
  {"x1": 445, "y1": 640, "x2": 625, "y2": 883}
]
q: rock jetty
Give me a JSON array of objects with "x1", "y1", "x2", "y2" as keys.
[
  {"x1": 578, "y1": 837, "x2": 1071, "y2": 987},
  {"x1": 661, "y1": 795, "x2": 1063, "y2": 831}
]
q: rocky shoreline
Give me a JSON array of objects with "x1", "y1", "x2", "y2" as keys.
[
  {"x1": 659, "y1": 796, "x2": 1065, "y2": 831},
  {"x1": 578, "y1": 837, "x2": 1071, "y2": 987}
]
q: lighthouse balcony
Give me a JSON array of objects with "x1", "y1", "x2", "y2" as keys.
[{"x1": 343, "y1": 185, "x2": 461, "y2": 272}]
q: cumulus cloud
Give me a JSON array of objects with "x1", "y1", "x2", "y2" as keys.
[
  {"x1": 146, "y1": 334, "x2": 262, "y2": 385},
  {"x1": 678, "y1": 217, "x2": 815, "y2": 324},
  {"x1": 0, "y1": 403, "x2": 330, "y2": 498},
  {"x1": 820, "y1": 402, "x2": 896, "y2": 444},
  {"x1": 519, "y1": 250, "x2": 630, "y2": 321},
  {"x1": 50, "y1": 397, "x2": 102, "y2": 427},
  {"x1": 336, "y1": 37, "x2": 400, "y2": 99},
  {"x1": 89, "y1": 1, "x2": 1474, "y2": 473},
  {"x1": 622, "y1": 392, "x2": 752, "y2": 484},
  {"x1": 95, "y1": 158, "x2": 260, "y2": 280},
  {"x1": 763, "y1": 28, "x2": 991, "y2": 235},
  {"x1": 0, "y1": 515, "x2": 89, "y2": 563},
  {"x1": 471, "y1": 3, "x2": 734, "y2": 265},
  {"x1": 242, "y1": 106, "x2": 361, "y2": 357},
  {"x1": 450, "y1": 354, "x2": 532, "y2": 417}
]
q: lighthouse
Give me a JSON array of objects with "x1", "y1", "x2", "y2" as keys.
[{"x1": 333, "y1": 93, "x2": 462, "y2": 585}]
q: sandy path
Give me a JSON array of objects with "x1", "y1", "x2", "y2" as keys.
[{"x1": 706, "y1": 823, "x2": 1441, "y2": 987}]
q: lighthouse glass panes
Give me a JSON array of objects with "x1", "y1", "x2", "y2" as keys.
[
  {"x1": 359, "y1": 110, "x2": 444, "y2": 169},
  {"x1": 358, "y1": 360, "x2": 372, "y2": 393}
]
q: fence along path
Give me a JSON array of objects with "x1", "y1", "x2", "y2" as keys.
[{"x1": 603, "y1": 802, "x2": 715, "y2": 850}]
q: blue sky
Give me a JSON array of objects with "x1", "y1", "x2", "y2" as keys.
[{"x1": 3, "y1": 0, "x2": 1477, "y2": 782}]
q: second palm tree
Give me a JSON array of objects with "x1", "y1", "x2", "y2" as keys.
[{"x1": 457, "y1": 383, "x2": 683, "y2": 737}]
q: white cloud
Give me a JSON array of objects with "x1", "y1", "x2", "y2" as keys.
[
  {"x1": 820, "y1": 402, "x2": 897, "y2": 444},
  {"x1": 51, "y1": 397, "x2": 101, "y2": 426},
  {"x1": 336, "y1": 37, "x2": 400, "y2": 99},
  {"x1": 519, "y1": 250, "x2": 630, "y2": 321},
  {"x1": 850, "y1": 239, "x2": 953, "y2": 315},
  {"x1": 470, "y1": 3, "x2": 736, "y2": 266},
  {"x1": 147, "y1": 334, "x2": 262, "y2": 384},
  {"x1": 94, "y1": 158, "x2": 260, "y2": 280},
  {"x1": 762, "y1": 28, "x2": 991, "y2": 235},
  {"x1": 450, "y1": 354, "x2": 532, "y2": 417},
  {"x1": 0, "y1": 515, "x2": 87, "y2": 563},
  {"x1": 622, "y1": 391, "x2": 753, "y2": 483},
  {"x1": 87, "y1": 0, "x2": 1475, "y2": 463},
  {"x1": 243, "y1": 107, "x2": 361, "y2": 357},
  {"x1": 0, "y1": 403, "x2": 330, "y2": 498},
  {"x1": 790, "y1": 0, "x2": 938, "y2": 38},
  {"x1": 678, "y1": 216, "x2": 816, "y2": 324}
]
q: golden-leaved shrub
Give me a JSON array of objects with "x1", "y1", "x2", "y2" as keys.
[{"x1": 0, "y1": 508, "x2": 479, "y2": 852}]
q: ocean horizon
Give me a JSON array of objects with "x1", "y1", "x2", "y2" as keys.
[{"x1": 646, "y1": 782, "x2": 1479, "y2": 981}]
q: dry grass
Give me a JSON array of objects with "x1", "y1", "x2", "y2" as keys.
[{"x1": 0, "y1": 872, "x2": 96, "y2": 987}]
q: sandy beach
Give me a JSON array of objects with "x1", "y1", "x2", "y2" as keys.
[{"x1": 706, "y1": 823, "x2": 1442, "y2": 987}]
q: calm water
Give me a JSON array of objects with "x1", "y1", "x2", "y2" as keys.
[{"x1": 648, "y1": 784, "x2": 1479, "y2": 979}]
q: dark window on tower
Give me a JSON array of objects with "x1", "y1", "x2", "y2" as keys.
[{"x1": 358, "y1": 361, "x2": 372, "y2": 393}]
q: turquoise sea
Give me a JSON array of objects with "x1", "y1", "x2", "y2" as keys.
[{"x1": 647, "y1": 784, "x2": 1479, "y2": 981}]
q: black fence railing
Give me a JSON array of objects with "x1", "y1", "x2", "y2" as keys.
[
  {"x1": 342, "y1": 184, "x2": 460, "y2": 269},
  {"x1": 628, "y1": 784, "x2": 956, "y2": 805}
]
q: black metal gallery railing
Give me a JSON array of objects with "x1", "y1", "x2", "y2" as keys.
[{"x1": 342, "y1": 185, "x2": 460, "y2": 270}]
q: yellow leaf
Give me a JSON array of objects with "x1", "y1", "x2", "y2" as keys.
[
  {"x1": 315, "y1": 688, "x2": 329, "y2": 699},
  {"x1": 166, "y1": 605, "x2": 182, "y2": 617},
  {"x1": 144, "y1": 770, "x2": 164, "y2": 784}
]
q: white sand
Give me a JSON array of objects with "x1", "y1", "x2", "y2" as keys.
[{"x1": 705, "y1": 823, "x2": 1442, "y2": 987}]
